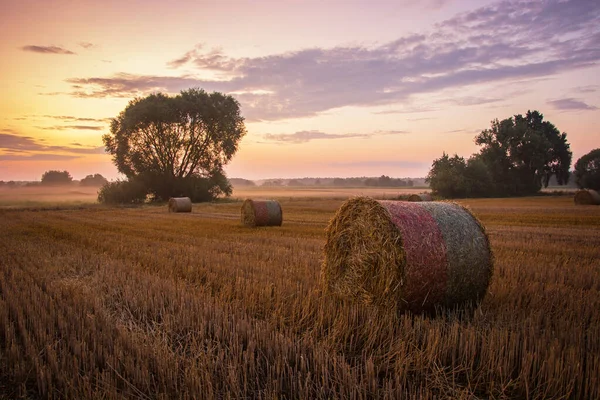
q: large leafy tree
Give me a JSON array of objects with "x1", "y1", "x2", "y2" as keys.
[
  {"x1": 475, "y1": 110, "x2": 571, "y2": 195},
  {"x1": 574, "y1": 148, "x2": 600, "y2": 191},
  {"x1": 103, "y1": 88, "x2": 246, "y2": 201}
]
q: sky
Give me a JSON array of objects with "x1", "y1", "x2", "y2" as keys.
[{"x1": 0, "y1": 0, "x2": 598, "y2": 181}]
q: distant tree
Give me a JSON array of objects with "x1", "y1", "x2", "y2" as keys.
[
  {"x1": 426, "y1": 153, "x2": 495, "y2": 198},
  {"x1": 103, "y1": 88, "x2": 246, "y2": 202},
  {"x1": 262, "y1": 180, "x2": 283, "y2": 187},
  {"x1": 574, "y1": 148, "x2": 600, "y2": 191},
  {"x1": 287, "y1": 179, "x2": 304, "y2": 186},
  {"x1": 426, "y1": 153, "x2": 468, "y2": 198},
  {"x1": 382, "y1": 175, "x2": 393, "y2": 186},
  {"x1": 41, "y1": 170, "x2": 73, "y2": 185},
  {"x1": 80, "y1": 173, "x2": 109, "y2": 187},
  {"x1": 475, "y1": 110, "x2": 571, "y2": 195},
  {"x1": 229, "y1": 178, "x2": 256, "y2": 187}
]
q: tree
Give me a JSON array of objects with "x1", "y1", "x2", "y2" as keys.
[
  {"x1": 103, "y1": 88, "x2": 246, "y2": 201},
  {"x1": 474, "y1": 110, "x2": 571, "y2": 195},
  {"x1": 41, "y1": 170, "x2": 73, "y2": 185},
  {"x1": 80, "y1": 174, "x2": 109, "y2": 187},
  {"x1": 426, "y1": 153, "x2": 469, "y2": 198},
  {"x1": 574, "y1": 148, "x2": 600, "y2": 191},
  {"x1": 97, "y1": 179, "x2": 148, "y2": 204}
]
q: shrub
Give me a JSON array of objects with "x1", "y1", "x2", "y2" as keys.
[{"x1": 97, "y1": 179, "x2": 148, "y2": 205}]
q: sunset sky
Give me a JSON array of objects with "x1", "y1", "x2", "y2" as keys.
[{"x1": 1, "y1": 0, "x2": 598, "y2": 181}]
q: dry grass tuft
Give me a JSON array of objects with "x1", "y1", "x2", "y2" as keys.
[
  {"x1": 322, "y1": 197, "x2": 493, "y2": 313},
  {"x1": 168, "y1": 197, "x2": 192, "y2": 213},
  {"x1": 241, "y1": 199, "x2": 283, "y2": 227},
  {"x1": 574, "y1": 189, "x2": 600, "y2": 205}
]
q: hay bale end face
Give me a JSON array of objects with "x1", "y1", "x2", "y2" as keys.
[
  {"x1": 322, "y1": 197, "x2": 493, "y2": 313},
  {"x1": 574, "y1": 189, "x2": 600, "y2": 205},
  {"x1": 408, "y1": 193, "x2": 433, "y2": 202},
  {"x1": 241, "y1": 199, "x2": 283, "y2": 227},
  {"x1": 168, "y1": 197, "x2": 192, "y2": 213}
]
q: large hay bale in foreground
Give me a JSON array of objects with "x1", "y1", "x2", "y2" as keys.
[
  {"x1": 408, "y1": 193, "x2": 433, "y2": 202},
  {"x1": 168, "y1": 197, "x2": 192, "y2": 213},
  {"x1": 322, "y1": 197, "x2": 493, "y2": 313},
  {"x1": 574, "y1": 189, "x2": 600, "y2": 205},
  {"x1": 241, "y1": 199, "x2": 283, "y2": 227}
]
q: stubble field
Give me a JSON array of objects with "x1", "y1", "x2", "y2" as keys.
[{"x1": 0, "y1": 190, "x2": 598, "y2": 399}]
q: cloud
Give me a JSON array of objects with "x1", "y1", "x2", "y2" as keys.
[
  {"x1": 78, "y1": 42, "x2": 96, "y2": 49},
  {"x1": 63, "y1": 0, "x2": 600, "y2": 121},
  {"x1": 36, "y1": 125, "x2": 105, "y2": 131},
  {"x1": 374, "y1": 106, "x2": 440, "y2": 115},
  {"x1": 0, "y1": 132, "x2": 106, "y2": 159},
  {"x1": 64, "y1": 73, "x2": 207, "y2": 98},
  {"x1": 15, "y1": 115, "x2": 109, "y2": 123},
  {"x1": 426, "y1": 0, "x2": 453, "y2": 10},
  {"x1": 167, "y1": 51, "x2": 194, "y2": 68},
  {"x1": 449, "y1": 96, "x2": 502, "y2": 106},
  {"x1": 547, "y1": 98, "x2": 597, "y2": 111},
  {"x1": 263, "y1": 129, "x2": 407, "y2": 144},
  {"x1": 0, "y1": 154, "x2": 80, "y2": 161},
  {"x1": 328, "y1": 160, "x2": 429, "y2": 169},
  {"x1": 41, "y1": 115, "x2": 111, "y2": 122},
  {"x1": 407, "y1": 117, "x2": 436, "y2": 121},
  {"x1": 573, "y1": 85, "x2": 598, "y2": 93},
  {"x1": 21, "y1": 45, "x2": 75, "y2": 55},
  {"x1": 443, "y1": 128, "x2": 481, "y2": 134}
]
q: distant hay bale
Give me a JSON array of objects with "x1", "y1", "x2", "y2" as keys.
[
  {"x1": 408, "y1": 193, "x2": 433, "y2": 202},
  {"x1": 322, "y1": 197, "x2": 493, "y2": 313},
  {"x1": 241, "y1": 199, "x2": 283, "y2": 227},
  {"x1": 574, "y1": 189, "x2": 600, "y2": 205},
  {"x1": 168, "y1": 197, "x2": 192, "y2": 213}
]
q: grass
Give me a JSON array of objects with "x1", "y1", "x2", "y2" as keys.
[{"x1": 0, "y1": 194, "x2": 599, "y2": 399}]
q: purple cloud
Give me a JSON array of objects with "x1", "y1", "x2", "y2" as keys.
[
  {"x1": 78, "y1": 42, "x2": 96, "y2": 49},
  {"x1": 0, "y1": 131, "x2": 106, "y2": 158},
  {"x1": 21, "y1": 45, "x2": 75, "y2": 55},
  {"x1": 36, "y1": 125, "x2": 104, "y2": 131},
  {"x1": 264, "y1": 129, "x2": 407, "y2": 144},
  {"x1": 547, "y1": 98, "x2": 597, "y2": 111},
  {"x1": 57, "y1": 0, "x2": 600, "y2": 121}
]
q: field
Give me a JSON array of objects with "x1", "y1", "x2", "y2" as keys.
[{"x1": 0, "y1": 189, "x2": 599, "y2": 399}]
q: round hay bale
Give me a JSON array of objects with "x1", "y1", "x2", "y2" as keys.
[
  {"x1": 168, "y1": 197, "x2": 192, "y2": 213},
  {"x1": 408, "y1": 193, "x2": 433, "y2": 202},
  {"x1": 241, "y1": 199, "x2": 283, "y2": 227},
  {"x1": 574, "y1": 189, "x2": 600, "y2": 205},
  {"x1": 322, "y1": 197, "x2": 493, "y2": 313}
]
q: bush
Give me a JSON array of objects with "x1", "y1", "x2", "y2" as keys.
[
  {"x1": 41, "y1": 170, "x2": 73, "y2": 185},
  {"x1": 97, "y1": 179, "x2": 148, "y2": 205},
  {"x1": 170, "y1": 172, "x2": 232, "y2": 203},
  {"x1": 80, "y1": 174, "x2": 109, "y2": 187},
  {"x1": 427, "y1": 153, "x2": 495, "y2": 198},
  {"x1": 574, "y1": 149, "x2": 600, "y2": 191}
]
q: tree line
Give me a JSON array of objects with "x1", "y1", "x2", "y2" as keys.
[{"x1": 15, "y1": 90, "x2": 596, "y2": 203}]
